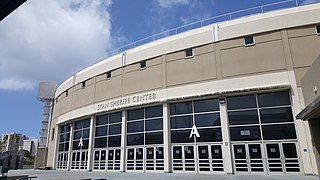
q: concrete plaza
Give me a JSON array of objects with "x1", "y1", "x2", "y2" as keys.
[{"x1": 7, "y1": 170, "x2": 320, "y2": 180}]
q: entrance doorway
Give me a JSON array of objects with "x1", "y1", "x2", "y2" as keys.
[{"x1": 172, "y1": 144, "x2": 224, "y2": 173}]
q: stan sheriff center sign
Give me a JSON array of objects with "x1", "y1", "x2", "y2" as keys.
[{"x1": 96, "y1": 92, "x2": 158, "y2": 112}]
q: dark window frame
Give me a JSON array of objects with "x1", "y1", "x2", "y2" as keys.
[
  {"x1": 140, "y1": 60, "x2": 147, "y2": 69},
  {"x1": 106, "y1": 71, "x2": 112, "y2": 79},
  {"x1": 185, "y1": 48, "x2": 194, "y2": 58},
  {"x1": 244, "y1": 35, "x2": 255, "y2": 46}
]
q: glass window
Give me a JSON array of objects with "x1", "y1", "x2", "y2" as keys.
[
  {"x1": 171, "y1": 129, "x2": 194, "y2": 143},
  {"x1": 127, "y1": 121, "x2": 144, "y2": 133},
  {"x1": 106, "y1": 71, "x2": 111, "y2": 79},
  {"x1": 228, "y1": 110, "x2": 259, "y2": 125},
  {"x1": 73, "y1": 140, "x2": 80, "y2": 150},
  {"x1": 260, "y1": 107, "x2": 293, "y2": 123},
  {"x1": 185, "y1": 48, "x2": 193, "y2": 57},
  {"x1": 170, "y1": 116, "x2": 193, "y2": 129},
  {"x1": 108, "y1": 136, "x2": 121, "y2": 147},
  {"x1": 195, "y1": 113, "x2": 220, "y2": 127},
  {"x1": 282, "y1": 143, "x2": 298, "y2": 158},
  {"x1": 109, "y1": 124, "x2": 121, "y2": 135},
  {"x1": 109, "y1": 112, "x2": 122, "y2": 123},
  {"x1": 94, "y1": 137, "x2": 107, "y2": 148},
  {"x1": 83, "y1": 129, "x2": 90, "y2": 138},
  {"x1": 194, "y1": 99, "x2": 219, "y2": 113},
  {"x1": 145, "y1": 118, "x2": 163, "y2": 131},
  {"x1": 173, "y1": 146, "x2": 182, "y2": 159},
  {"x1": 96, "y1": 126, "x2": 107, "y2": 137},
  {"x1": 75, "y1": 121, "x2": 82, "y2": 130},
  {"x1": 230, "y1": 126, "x2": 261, "y2": 141},
  {"x1": 211, "y1": 145, "x2": 222, "y2": 159},
  {"x1": 73, "y1": 131, "x2": 81, "y2": 140},
  {"x1": 145, "y1": 132, "x2": 163, "y2": 145},
  {"x1": 83, "y1": 119, "x2": 90, "y2": 128},
  {"x1": 140, "y1": 61, "x2": 146, "y2": 69},
  {"x1": 262, "y1": 124, "x2": 297, "y2": 140},
  {"x1": 258, "y1": 91, "x2": 290, "y2": 107},
  {"x1": 170, "y1": 101, "x2": 192, "y2": 115},
  {"x1": 146, "y1": 105, "x2": 163, "y2": 118},
  {"x1": 96, "y1": 115, "x2": 108, "y2": 125},
  {"x1": 127, "y1": 108, "x2": 144, "y2": 121},
  {"x1": 316, "y1": 25, "x2": 320, "y2": 35},
  {"x1": 227, "y1": 95, "x2": 256, "y2": 110},
  {"x1": 127, "y1": 133, "x2": 144, "y2": 146},
  {"x1": 244, "y1": 36, "x2": 255, "y2": 46},
  {"x1": 197, "y1": 128, "x2": 222, "y2": 142}
]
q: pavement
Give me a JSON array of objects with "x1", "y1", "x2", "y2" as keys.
[{"x1": 7, "y1": 169, "x2": 320, "y2": 180}]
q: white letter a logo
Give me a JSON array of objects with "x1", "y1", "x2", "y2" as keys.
[{"x1": 189, "y1": 125, "x2": 200, "y2": 138}]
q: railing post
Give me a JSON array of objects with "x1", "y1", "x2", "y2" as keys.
[
  {"x1": 229, "y1": 13, "x2": 232, "y2": 20},
  {"x1": 261, "y1": 6, "x2": 264, "y2": 13},
  {"x1": 295, "y1": 0, "x2": 299, "y2": 6}
]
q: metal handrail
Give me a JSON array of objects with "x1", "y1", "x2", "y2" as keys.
[{"x1": 104, "y1": 0, "x2": 301, "y2": 59}]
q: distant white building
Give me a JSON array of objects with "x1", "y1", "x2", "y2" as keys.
[
  {"x1": 23, "y1": 139, "x2": 38, "y2": 156},
  {"x1": 0, "y1": 133, "x2": 28, "y2": 152}
]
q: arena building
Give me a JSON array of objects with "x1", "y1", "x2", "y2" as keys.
[{"x1": 45, "y1": 3, "x2": 320, "y2": 176}]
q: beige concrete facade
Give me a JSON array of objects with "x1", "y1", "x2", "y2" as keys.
[{"x1": 47, "y1": 4, "x2": 320, "y2": 176}]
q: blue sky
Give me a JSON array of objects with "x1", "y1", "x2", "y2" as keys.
[{"x1": 0, "y1": 0, "x2": 319, "y2": 139}]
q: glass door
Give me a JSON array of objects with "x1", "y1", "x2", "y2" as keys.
[
  {"x1": 265, "y1": 142, "x2": 300, "y2": 174},
  {"x1": 93, "y1": 150, "x2": 106, "y2": 170},
  {"x1": 233, "y1": 143, "x2": 264, "y2": 174},
  {"x1": 107, "y1": 149, "x2": 120, "y2": 171}
]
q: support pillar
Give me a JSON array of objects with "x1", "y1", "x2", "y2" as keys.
[
  {"x1": 67, "y1": 124, "x2": 74, "y2": 171},
  {"x1": 120, "y1": 110, "x2": 127, "y2": 172},
  {"x1": 87, "y1": 116, "x2": 95, "y2": 171},
  {"x1": 219, "y1": 97, "x2": 233, "y2": 174},
  {"x1": 163, "y1": 103, "x2": 172, "y2": 173}
]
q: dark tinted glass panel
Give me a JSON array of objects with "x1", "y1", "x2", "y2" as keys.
[
  {"x1": 94, "y1": 137, "x2": 107, "y2": 148},
  {"x1": 145, "y1": 132, "x2": 163, "y2": 145},
  {"x1": 59, "y1": 144, "x2": 63, "y2": 151},
  {"x1": 109, "y1": 124, "x2": 121, "y2": 135},
  {"x1": 147, "y1": 148, "x2": 154, "y2": 159},
  {"x1": 184, "y1": 146, "x2": 194, "y2": 159},
  {"x1": 196, "y1": 128, "x2": 222, "y2": 142},
  {"x1": 185, "y1": 48, "x2": 193, "y2": 57},
  {"x1": 258, "y1": 91, "x2": 290, "y2": 107},
  {"x1": 66, "y1": 133, "x2": 70, "y2": 141},
  {"x1": 82, "y1": 139, "x2": 89, "y2": 149},
  {"x1": 140, "y1": 61, "x2": 146, "y2": 69},
  {"x1": 83, "y1": 129, "x2": 90, "y2": 138},
  {"x1": 83, "y1": 119, "x2": 90, "y2": 128},
  {"x1": 170, "y1": 115, "x2": 193, "y2": 129},
  {"x1": 127, "y1": 133, "x2": 144, "y2": 146},
  {"x1": 73, "y1": 140, "x2": 80, "y2": 150},
  {"x1": 266, "y1": 144, "x2": 280, "y2": 158},
  {"x1": 96, "y1": 126, "x2": 108, "y2": 137},
  {"x1": 64, "y1": 143, "x2": 69, "y2": 151},
  {"x1": 59, "y1": 135, "x2": 65, "y2": 143},
  {"x1": 73, "y1": 131, "x2": 81, "y2": 140},
  {"x1": 96, "y1": 115, "x2": 108, "y2": 125},
  {"x1": 115, "y1": 149, "x2": 121, "y2": 160},
  {"x1": 108, "y1": 135, "x2": 121, "y2": 147},
  {"x1": 94, "y1": 151, "x2": 99, "y2": 160},
  {"x1": 146, "y1": 105, "x2": 163, "y2": 118},
  {"x1": 194, "y1": 99, "x2": 219, "y2": 113},
  {"x1": 170, "y1": 102, "x2": 192, "y2": 115},
  {"x1": 173, "y1": 146, "x2": 182, "y2": 159},
  {"x1": 198, "y1": 146, "x2": 209, "y2": 159},
  {"x1": 145, "y1": 118, "x2": 163, "y2": 131},
  {"x1": 195, "y1": 113, "x2": 220, "y2": 127},
  {"x1": 230, "y1": 126, "x2": 261, "y2": 141},
  {"x1": 260, "y1": 107, "x2": 293, "y2": 123},
  {"x1": 127, "y1": 108, "x2": 144, "y2": 121},
  {"x1": 156, "y1": 147, "x2": 164, "y2": 159},
  {"x1": 282, "y1": 143, "x2": 298, "y2": 158},
  {"x1": 228, "y1": 110, "x2": 259, "y2": 125},
  {"x1": 227, "y1": 95, "x2": 256, "y2": 110},
  {"x1": 245, "y1": 36, "x2": 254, "y2": 45},
  {"x1": 127, "y1": 121, "x2": 144, "y2": 133},
  {"x1": 317, "y1": 25, "x2": 320, "y2": 34},
  {"x1": 127, "y1": 149, "x2": 134, "y2": 160},
  {"x1": 248, "y1": 144, "x2": 262, "y2": 159},
  {"x1": 136, "y1": 148, "x2": 144, "y2": 159},
  {"x1": 262, "y1": 124, "x2": 297, "y2": 140},
  {"x1": 171, "y1": 130, "x2": 194, "y2": 143},
  {"x1": 109, "y1": 112, "x2": 122, "y2": 123},
  {"x1": 75, "y1": 121, "x2": 82, "y2": 130},
  {"x1": 66, "y1": 125, "x2": 71, "y2": 132},
  {"x1": 234, "y1": 145, "x2": 246, "y2": 159},
  {"x1": 101, "y1": 150, "x2": 106, "y2": 160},
  {"x1": 211, "y1": 145, "x2": 222, "y2": 159}
]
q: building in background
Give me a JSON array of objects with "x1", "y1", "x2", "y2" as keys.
[
  {"x1": 0, "y1": 133, "x2": 28, "y2": 153},
  {"x1": 23, "y1": 139, "x2": 38, "y2": 157},
  {"x1": 43, "y1": 2, "x2": 320, "y2": 177}
]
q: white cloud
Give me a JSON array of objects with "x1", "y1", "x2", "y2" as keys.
[
  {"x1": 301, "y1": 0, "x2": 320, "y2": 5},
  {"x1": 0, "y1": 0, "x2": 113, "y2": 91},
  {"x1": 0, "y1": 78, "x2": 34, "y2": 91},
  {"x1": 157, "y1": 0, "x2": 192, "y2": 8}
]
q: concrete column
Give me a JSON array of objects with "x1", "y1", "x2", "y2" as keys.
[
  {"x1": 67, "y1": 124, "x2": 74, "y2": 171},
  {"x1": 219, "y1": 97, "x2": 233, "y2": 174},
  {"x1": 52, "y1": 125, "x2": 60, "y2": 169},
  {"x1": 120, "y1": 110, "x2": 127, "y2": 172},
  {"x1": 87, "y1": 116, "x2": 95, "y2": 171},
  {"x1": 163, "y1": 103, "x2": 172, "y2": 173}
]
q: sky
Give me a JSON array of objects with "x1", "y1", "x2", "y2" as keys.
[{"x1": 0, "y1": 0, "x2": 319, "y2": 139}]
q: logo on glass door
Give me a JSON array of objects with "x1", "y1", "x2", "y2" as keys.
[
  {"x1": 78, "y1": 137, "x2": 83, "y2": 147},
  {"x1": 189, "y1": 125, "x2": 200, "y2": 138}
]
